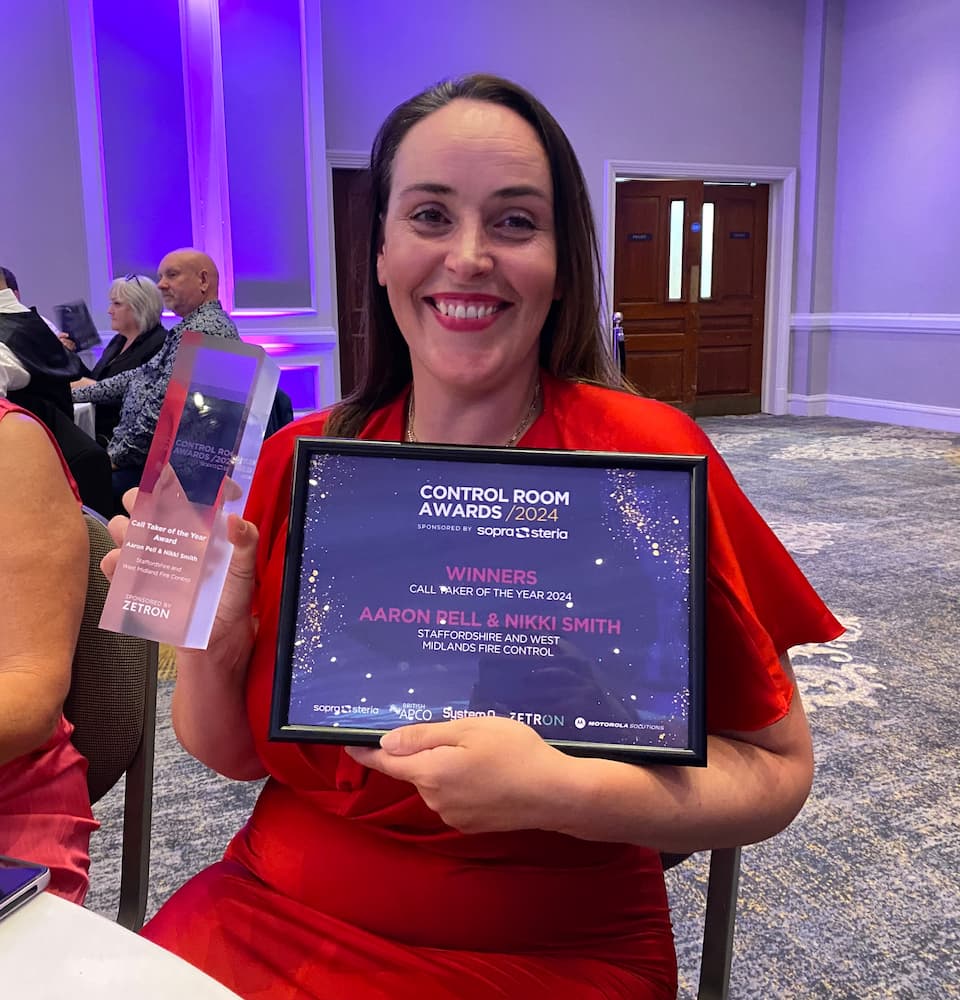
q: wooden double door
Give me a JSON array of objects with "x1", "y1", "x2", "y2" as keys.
[{"x1": 613, "y1": 180, "x2": 769, "y2": 416}]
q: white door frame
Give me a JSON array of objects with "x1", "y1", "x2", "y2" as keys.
[{"x1": 601, "y1": 161, "x2": 797, "y2": 414}]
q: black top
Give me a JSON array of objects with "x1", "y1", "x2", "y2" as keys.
[
  {"x1": 0, "y1": 310, "x2": 111, "y2": 517},
  {"x1": 88, "y1": 322, "x2": 167, "y2": 381},
  {"x1": 0, "y1": 309, "x2": 85, "y2": 424},
  {"x1": 86, "y1": 323, "x2": 167, "y2": 443}
]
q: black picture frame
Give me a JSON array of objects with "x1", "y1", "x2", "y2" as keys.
[{"x1": 270, "y1": 438, "x2": 707, "y2": 765}]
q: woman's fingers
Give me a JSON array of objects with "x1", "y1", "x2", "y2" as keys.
[
  {"x1": 122, "y1": 486, "x2": 139, "y2": 515},
  {"x1": 98, "y1": 502, "x2": 259, "y2": 638},
  {"x1": 205, "y1": 515, "x2": 260, "y2": 637},
  {"x1": 99, "y1": 547, "x2": 121, "y2": 581}
]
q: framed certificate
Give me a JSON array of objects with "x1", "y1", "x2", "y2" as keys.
[{"x1": 270, "y1": 439, "x2": 707, "y2": 765}]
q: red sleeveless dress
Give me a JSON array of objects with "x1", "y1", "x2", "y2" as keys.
[
  {"x1": 142, "y1": 376, "x2": 842, "y2": 998},
  {"x1": 0, "y1": 399, "x2": 98, "y2": 902}
]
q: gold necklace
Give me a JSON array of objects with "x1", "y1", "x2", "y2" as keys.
[{"x1": 405, "y1": 379, "x2": 542, "y2": 447}]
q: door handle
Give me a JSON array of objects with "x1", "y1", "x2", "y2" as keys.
[{"x1": 611, "y1": 311, "x2": 625, "y2": 374}]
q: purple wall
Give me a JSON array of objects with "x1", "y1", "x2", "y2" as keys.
[
  {"x1": 830, "y1": 330, "x2": 959, "y2": 408},
  {"x1": 220, "y1": 0, "x2": 313, "y2": 309},
  {"x1": 321, "y1": 0, "x2": 808, "y2": 222},
  {"x1": 4, "y1": 0, "x2": 808, "y2": 329},
  {"x1": 8, "y1": 1, "x2": 955, "y2": 422},
  {"x1": 93, "y1": 0, "x2": 194, "y2": 278},
  {"x1": 832, "y1": 0, "x2": 960, "y2": 313},
  {"x1": 0, "y1": 0, "x2": 91, "y2": 317}
]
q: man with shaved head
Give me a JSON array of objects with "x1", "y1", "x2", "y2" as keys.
[{"x1": 73, "y1": 248, "x2": 239, "y2": 510}]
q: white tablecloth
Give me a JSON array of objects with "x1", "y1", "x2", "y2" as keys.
[
  {"x1": 0, "y1": 892, "x2": 241, "y2": 998},
  {"x1": 74, "y1": 401, "x2": 95, "y2": 438}
]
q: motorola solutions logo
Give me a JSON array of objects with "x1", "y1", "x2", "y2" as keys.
[{"x1": 574, "y1": 716, "x2": 586, "y2": 729}]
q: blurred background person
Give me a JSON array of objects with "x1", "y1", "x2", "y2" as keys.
[
  {"x1": 64, "y1": 274, "x2": 166, "y2": 446},
  {"x1": 0, "y1": 342, "x2": 29, "y2": 397},
  {"x1": 0, "y1": 263, "x2": 81, "y2": 422},
  {"x1": 0, "y1": 266, "x2": 112, "y2": 517},
  {"x1": 0, "y1": 399, "x2": 98, "y2": 902},
  {"x1": 0, "y1": 265, "x2": 60, "y2": 335},
  {"x1": 73, "y1": 248, "x2": 239, "y2": 512}
]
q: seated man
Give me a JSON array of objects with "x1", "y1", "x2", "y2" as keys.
[
  {"x1": 72, "y1": 248, "x2": 240, "y2": 513},
  {"x1": 0, "y1": 267, "x2": 112, "y2": 517},
  {"x1": 0, "y1": 265, "x2": 60, "y2": 335}
]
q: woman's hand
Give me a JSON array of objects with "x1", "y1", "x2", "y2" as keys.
[
  {"x1": 99, "y1": 487, "x2": 139, "y2": 579},
  {"x1": 200, "y1": 513, "x2": 260, "y2": 652},
  {"x1": 346, "y1": 716, "x2": 577, "y2": 835},
  {"x1": 101, "y1": 481, "x2": 266, "y2": 779},
  {"x1": 100, "y1": 482, "x2": 259, "y2": 652}
]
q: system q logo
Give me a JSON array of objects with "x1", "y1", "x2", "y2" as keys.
[{"x1": 574, "y1": 717, "x2": 586, "y2": 729}]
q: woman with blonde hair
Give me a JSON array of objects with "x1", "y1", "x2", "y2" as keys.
[{"x1": 69, "y1": 274, "x2": 166, "y2": 444}]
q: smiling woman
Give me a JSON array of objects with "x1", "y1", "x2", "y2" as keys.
[
  {"x1": 325, "y1": 74, "x2": 617, "y2": 443},
  {"x1": 375, "y1": 99, "x2": 558, "y2": 431},
  {"x1": 127, "y1": 74, "x2": 844, "y2": 1000}
]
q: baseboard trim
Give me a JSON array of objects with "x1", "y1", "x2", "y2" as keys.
[
  {"x1": 791, "y1": 312, "x2": 960, "y2": 335},
  {"x1": 787, "y1": 394, "x2": 829, "y2": 417},
  {"x1": 787, "y1": 393, "x2": 960, "y2": 431}
]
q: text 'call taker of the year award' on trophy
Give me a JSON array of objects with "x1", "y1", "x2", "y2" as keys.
[{"x1": 100, "y1": 330, "x2": 279, "y2": 648}]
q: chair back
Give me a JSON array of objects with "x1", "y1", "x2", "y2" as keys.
[
  {"x1": 662, "y1": 847, "x2": 742, "y2": 1000},
  {"x1": 63, "y1": 510, "x2": 158, "y2": 929}
]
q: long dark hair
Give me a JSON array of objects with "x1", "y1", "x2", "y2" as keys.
[{"x1": 325, "y1": 74, "x2": 623, "y2": 438}]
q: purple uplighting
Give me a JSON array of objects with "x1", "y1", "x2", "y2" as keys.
[{"x1": 90, "y1": 0, "x2": 315, "y2": 317}]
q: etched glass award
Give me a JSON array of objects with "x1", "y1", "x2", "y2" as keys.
[{"x1": 100, "y1": 330, "x2": 280, "y2": 648}]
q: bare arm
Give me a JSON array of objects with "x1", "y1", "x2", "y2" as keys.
[
  {"x1": 552, "y1": 655, "x2": 813, "y2": 850},
  {"x1": 0, "y1": 414, "x2": 87, "y2": 766},
  {"x1": 350, "y1": 654, "x2": 813, "y2": 852}
]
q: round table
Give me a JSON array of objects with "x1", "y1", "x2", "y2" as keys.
[{"x1": 0, "y1": 891, "x2": 242, "y2": 998}]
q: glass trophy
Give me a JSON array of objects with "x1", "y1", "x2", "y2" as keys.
[{"x1": 100, "y1": 330, "x2": 280, "y2": 648}]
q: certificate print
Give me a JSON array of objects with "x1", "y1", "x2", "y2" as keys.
[{"x1": 276, "y1": 444, "x2": 705, "y2": 763}]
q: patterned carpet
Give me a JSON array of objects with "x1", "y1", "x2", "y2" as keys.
[
  {"x1": 85, "y1": 414, "x2": 960, "y2": 999},
  {"x1": 157, "y1": 644, "x2": 176, "y2": 682}
]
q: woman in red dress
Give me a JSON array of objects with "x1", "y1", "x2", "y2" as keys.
[
  {"x1": 111, "y1": 76, "x2": 840, "y2": 998},
  {"x1": 0, "y1": 398, "x2": 97, "y2": 902}
]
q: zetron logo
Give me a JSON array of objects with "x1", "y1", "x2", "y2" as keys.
[{"x1": 475, "y1": 525, "x2": 569, "y2": 541}]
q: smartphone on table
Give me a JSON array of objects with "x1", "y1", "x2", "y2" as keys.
[{"x1": 0, "y1": 855, "x2": 50, "y2": 922}]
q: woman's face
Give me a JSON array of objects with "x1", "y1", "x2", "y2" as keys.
[
  {"x1": 377, "y1": 99, "x2": 557, "y2": 396},
  {"x1": 107, "y1": 294, "x2": 138, "y2": 336}
]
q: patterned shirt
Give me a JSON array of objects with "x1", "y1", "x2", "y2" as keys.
[{"x1": 73, "y1": 300, "x2": 239, "y2": 468}]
